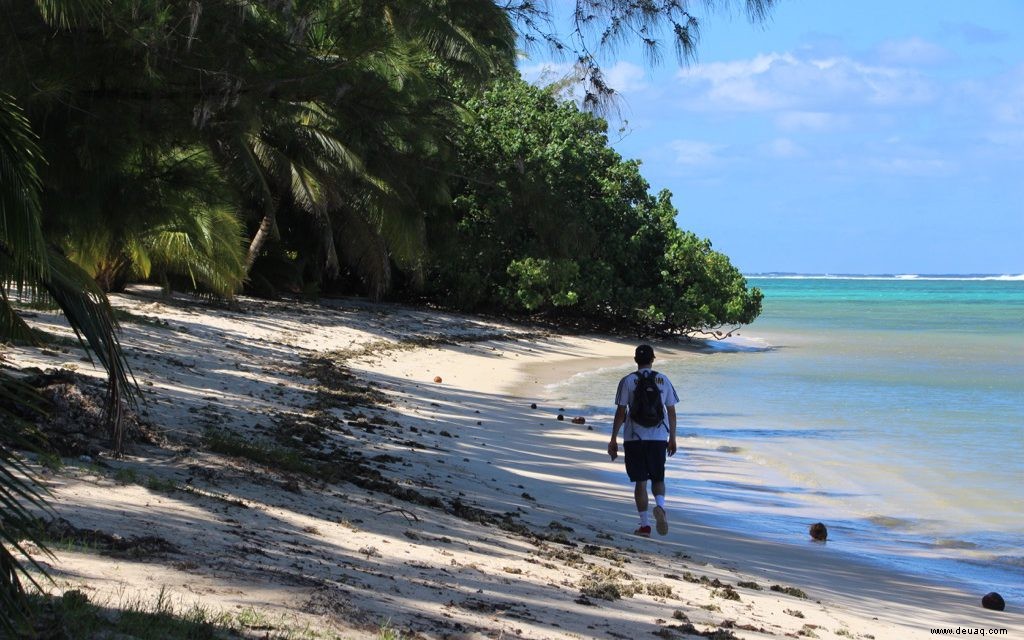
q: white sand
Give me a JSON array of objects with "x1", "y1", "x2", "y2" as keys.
[{"x1": 5, "y1": 286, "x2": 1021, "y2": 639}]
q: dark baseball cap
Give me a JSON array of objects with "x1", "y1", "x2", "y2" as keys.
[{"x1": 635, "y1": 344, "x2": 655, "y2": 362}]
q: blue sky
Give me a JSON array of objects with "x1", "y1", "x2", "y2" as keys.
[{"x1": 519, "y1": 1, "x2": 1024, "y2": 275}]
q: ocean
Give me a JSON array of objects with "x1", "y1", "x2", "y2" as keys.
[{"x1": 548, "y1": 275, "x2": 1024, "y2": 599}]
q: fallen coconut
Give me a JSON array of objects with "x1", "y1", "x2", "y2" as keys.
[
  {"x1": 809, "y1": 522, "x2": 828, "y2": 541},
  {"x1": 982, "y1": 592, "x2": 1005, "y2": 611}
]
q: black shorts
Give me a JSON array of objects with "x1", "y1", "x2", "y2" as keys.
[{"x1": 623, "y1": 440, "x2": 668, "y2": 483}]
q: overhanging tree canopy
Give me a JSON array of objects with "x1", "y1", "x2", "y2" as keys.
[{"x1": 429, "y1": 78, "x2": 762, "y2": 334}]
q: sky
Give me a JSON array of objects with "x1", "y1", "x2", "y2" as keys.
[{"x1": 518, "y1": 0, "x2": 1024, "y2": 275}]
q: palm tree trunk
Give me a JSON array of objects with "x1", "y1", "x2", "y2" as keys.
[
  {"x1": 245, "y1": 210, "x2": 277, "y2": 274},
  {"x1": 94, "y1": 253, "x2": 133, "y2": 293}
]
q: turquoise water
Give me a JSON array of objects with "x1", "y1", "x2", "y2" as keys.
[{"x1": 553, "y1": 275, "x2": 1024, "y2": 598}]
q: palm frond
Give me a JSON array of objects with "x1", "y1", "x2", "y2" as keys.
[
  {"x1": 303, "y1": 128, "x2": 376, "y2": 182},
  {"x1": 33, "y1": 0, "x2": 104, "y2": 28},
  {"x1": 0, "y1": 90, "x2": 56, "y2": 632},
  {"x1": 214, "y1": 134, "x2": 278, "y2": 220},
  {"x1": 41, "y1": 250, "x2": 136, "y2": 451},
  {"x1": 0, "y1": 371, "x2": 55, "y2": 635},
  {"x1": 289, "y1": 164, "x2": 323, "y2": 214},
  {"x1": 0, "y1": 93, "x2": 48, "y2": 284},
  {"x1": 374, "y1": 195, "x2": 428, "y2": 270},
  {"x1": 125, "y1": 236, "x2": 153, "y2": 280},
  {"x1": 334, "y1": 205, "x2": 392, "y2": 301},
  {"x1": 144, "y1": 206, "x2": 247, "y2": 298},
  {"x1": 278, "y1": 115, "x2": 393, "y2": 196},
  {"x1": 0, "y1": 289, "x2": 39, "y2": 345},
  {"x1": 61, "y1": 230, "x2": 122, "y2": 282},
  {"x1": 387, "y1": 0, "x2": 515, "y2": 82}
]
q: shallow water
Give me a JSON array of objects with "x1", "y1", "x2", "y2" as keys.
[{"x1": 549, "y1": 275, "x2": 1024, "y2": 599}]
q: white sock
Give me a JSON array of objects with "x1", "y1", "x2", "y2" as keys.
[
  {"x1": 639, "y1": 511, "x2": 651, "y2": 526},
  {"x1": 655, "y1": 495, "x2": 666, "y2": 509}
]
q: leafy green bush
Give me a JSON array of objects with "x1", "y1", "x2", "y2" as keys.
[
  {"x1": 428, "y1": 78, "x2": 761, "y2": 335},
  {"x1": 504, "y1": 257, "x2": 580, "y2": 310}
]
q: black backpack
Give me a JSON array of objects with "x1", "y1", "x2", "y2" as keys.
[{"x1": 630, "y1": 370, "x2": 664, "y2": 427}]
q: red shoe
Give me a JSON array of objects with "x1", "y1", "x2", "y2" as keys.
[{"x1": 634, "y1": 525, "x2": 652, "y2": 537}]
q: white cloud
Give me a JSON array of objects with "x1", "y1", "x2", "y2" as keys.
[
  {"x1": 677, "y1": 53, "x2": 795, "y2": 110},
  {"x1": 678, "y1": 53, "x2": 794, "y2": 83},
  {"x1": 764, "y1": 138, "x2": 807, "y2": 158},
  {"x1": 868, "y1": 156, "x2": 956, "y2": 177},
  {"x1": 670, "y1": 140, "x2": 726, "y2": 165},
  {"x1": 518, "y1": 60, "x2": 648, "y2": 109},
  {"x1": 775, "y1": 111, "x2": 849, "y2": 132},
  {"x1": 675, "y1": 52, "x2": 935, "y2": 113},
  {"x1": 992, "y1": 103, "x2": 1023, "y2": 124},
  {"x1": 519, "y1": 62, "x2": 576, "y2": 87},
  {"x1": 860, "y1": 143, "x2": 959, "y2": 177},
  {"x1": 984, "y1": 130, "x2": 1024, "y2": 146},
  {"x1": 876, "y1": 37, "x2": 950, "y2": 66},
  {"x1": 603, "y1": 61, "x2": 648, "y2": 93},
  {"x1": 989, "y1": 64, "x2": 1024, "y2": 125}
]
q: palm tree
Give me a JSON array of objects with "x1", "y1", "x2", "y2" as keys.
[
  {"x1": 2, "y1": 0, "x2": 514, "y2": 301},
  {"x1": 0, "y1": 91, "x2": 51, "y2": 631},
  {"x1": 60, "y1": 147, "x2": 248, "y2": 298},
  {"x1": 199, "y1": 0, "x2": 515, "y2": 300},
  {"x1": 2, "y1": 0, "x2": 143, "y2": 621},
  {"x1": 1, "y1": 0, "x2": 123, "y2": 625},
  {"x1": 1, "y1": 90, "x2": 136, "y2": 633}
]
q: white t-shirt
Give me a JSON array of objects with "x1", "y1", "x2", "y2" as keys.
[{"x1": 615, "y1": 368, "x2": 679, "y2": 441}]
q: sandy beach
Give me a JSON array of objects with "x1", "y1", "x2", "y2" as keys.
[{"x1": 6, "y1": 287, "x2": 1021, "y2": 639}]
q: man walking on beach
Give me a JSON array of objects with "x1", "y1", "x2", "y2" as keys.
[{"x1": 607, "y1": 344, "x2": 679, "y2": 537}]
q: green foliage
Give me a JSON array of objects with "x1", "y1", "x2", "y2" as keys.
[
  {"x1": 428, "y1": 78, "x2": 761, "y2": 335},
  {"x1": 60, "y1": 149, "x2": 248, "y2": 298},
  {"x1": 145, "y1": 475, "x2": 179, "y2": 493},
  {"x1": 16, "y1": 587, "x2": 330, "y2": 639},
  {"x1": 377, "y1": 621, "x2": 409, "y2": 640},
  {"x1": 1, "y1": 84, "x2": 135, "y2": 631},
  {"x1": 0, "y1": 378, "x2": 54, "y2": 635},
  {"x1": 114, "y1": 467, "x2": 138, "y2": 485},
  {"x1": 504, "y1": 258, "x2": 580, "y2": 310},
  {"x1": 203, "y1": 428, "x2": 316, "y2": 476},
  {"x1": 2, "y1": 0, "x2": 515, "y2": 300},
  {"x1": 37, "y1": 452, "x2": 63, "y2": 472},
  {"x1": 3, "y1": 1, "x2": 765, "y2": 317}
]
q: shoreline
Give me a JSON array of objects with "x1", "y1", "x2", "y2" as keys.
[
  {"x1": 515, "y1": 346, "x2": 1022, "y2": 601},
  {"x1": 6, "y1": 289, "x2": 1022, "y2": 638},
  {"x1": 530, "y1": 338, "x2": 1024, "y2": 607},
  {"x1": 369, "y1": 311, "x2": 1024, "y2": 634}
]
